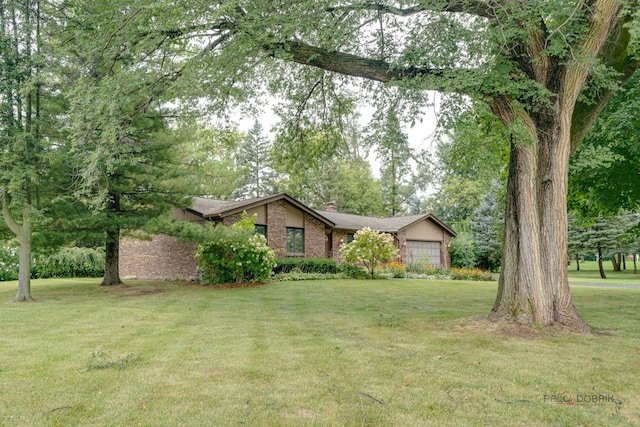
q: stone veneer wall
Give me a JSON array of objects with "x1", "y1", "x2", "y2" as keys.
[
  {"x1": 119, "y1": 234, "x2": 199, "y2": 280},
  {"x1": 303, "y1": 214, "x2": 326, "y2": 258}
]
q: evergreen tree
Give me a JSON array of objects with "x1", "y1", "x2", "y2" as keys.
[
  {"x1": 234, "y1": 121, "x2": 277, "y2": 199},
  {"x1": 372, "y1": 108, "x2": 413, "y2": 216},
  {"x1": 471, "y1": 185, "x2": 504, "y2": 272}
]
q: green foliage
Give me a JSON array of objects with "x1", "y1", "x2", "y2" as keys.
[
  {"x1": 470, "y1": 186, "x2": 504, "y2": 272},
  {"x1": 378, "y1": 261, "x2": 407, "y2": 278},
  {"x1": 405, "y1": 262, "x2": 449, "y2": 279},
  {"x1": 272, "y1": 271, "x2": 343, "y2": 282},
  {"x1": 273, "y1": 258, "x2": 340, "y2": 274},
  {"x1": 32, "y1": 247, "x2": 105, "y2": 279},
  {"x1": 234, "y1": 121, "x2": 278, "y2": 199},
  {"x1": 339, "y1": 227, "x2": 399, "y2": 279},
  {"x1": 337, "y1": 263, "x2": 369, "y2": 279},
  {"x1": 196, "y1": 214, "x2": 276, "y2": 286},
  {"x1": 168, "y1": 124, "x2": 245, "y2": 199},
  {"x1": 449, "y1": 233, "x2": 477, "y2": 269},
  {"x1": 569, "y1": 73, "x2": 640, "y2": 218},
  {"x1": 0, "y1": 240, "x2": 19, "y2": 281},
  {"x1": 449, "y1": 267, "x2": 495, "y2": 281}
]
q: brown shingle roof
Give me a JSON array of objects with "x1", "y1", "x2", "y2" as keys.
[
  {"x1": 316, "y1": 210, "x2": 456, "y2": 236},
  {"x1": 187, "y1": 194, "x2": 335, "y2": 226}
]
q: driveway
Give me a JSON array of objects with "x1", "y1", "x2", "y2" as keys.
[{"x1": 569, "y1": 281, "x2": 640, "y2": 289}]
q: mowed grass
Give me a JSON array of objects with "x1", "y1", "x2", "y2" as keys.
[
  {"x1": 568, "y1": 260, "x2": 640, "y2": 285},
  {"x1": 0, "y1": 278, "x2": 638, "y2": 426}
]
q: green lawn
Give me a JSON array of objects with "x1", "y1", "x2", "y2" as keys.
[
  {"x1": 568, "y1": 260, "x2": 640, "y2": 285},
  {"x1": 0, "y1": 278, "x2": 638, "y2": 426}
]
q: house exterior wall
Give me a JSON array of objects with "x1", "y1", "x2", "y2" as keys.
[
  {"x1": 120, "y1": 234, "x2": 199, "y2": 280},
  {"x1": 404, "y1": 220, "x2": 444, "y2": 241},
  {"x1": 267, "y1": 200, "x2": 287, "y2": 257},
  {"x1": 330, "y1": 230, "x2": 350, "y2": 263},
  {"x1": 286, "y1": 205, "x2": 304, "y2": 228},
  {"x1": 303, "y1": 214, "x2": 326, "y2": 258},
  {"x1": 397, "y1": 226, "x2": 452, "y2": 268}
]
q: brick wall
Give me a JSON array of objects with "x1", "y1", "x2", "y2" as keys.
[
  {"x1": 330, "y1": 230, "x2": 349, "y2": 263},
  {"x1": 119, "y1": 234, "x2": 199, "y2": 280},
  {"x1": 303, "y1": 214, "x2": 326, "y2": 258},
  {"x1": 267, "y1": 200, "x2": 287, "y2": 257}
]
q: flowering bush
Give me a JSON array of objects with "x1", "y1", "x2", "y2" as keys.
[
  {"x1": 196, "y1": 212, "x2": 276, "y2": 286},
  {"x1": 339, "y1": 227, "x2": 399, "y2": 279}
]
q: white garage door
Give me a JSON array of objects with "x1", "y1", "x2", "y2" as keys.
[{"x1": 406, "y1": 241, "x2": 441, "y2": 265}]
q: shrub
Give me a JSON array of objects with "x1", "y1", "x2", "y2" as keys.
[
  {"x1": 338, "y1": 263, "x2": 369, "y2": 279},
  {"x1": 0, "y1": 240, "x2": 19, "y2": 281},
  {"x1": 449, "y1": 267, "x2": 495, "y2": 281},
  {"x1": 196, "y1": 213, "x2": 276, "y2": 286},
  {"x1": 406, "y1": 261, "x2": 448, "y2": 277},
  {"x1": 273, "y1": 258, "x2": 340, "y2": 274},
  {"x1": 272, "y1": 271, "x2": 343, "y2": 281},
  {"x1": 32, "y1": 247, "x2": 105, "y2": 278},
  {"x1": 339, "y1": 227, "x2": 399, "y2": 279}
]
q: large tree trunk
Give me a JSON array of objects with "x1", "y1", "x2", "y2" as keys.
[{"x1": 489, "y1": 104, "x2": 589, "y2": 332}]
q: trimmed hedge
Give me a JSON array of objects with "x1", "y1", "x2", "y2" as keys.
[{"x1": 273, "y1": 258, "x2": 341, "y2": 274}]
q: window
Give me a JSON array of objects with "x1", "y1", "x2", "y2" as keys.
[
  {"x1": 347, "y1": 233, "x2": 355, "y2": 243},
  {"x1": 286, "y1": 227, "x2": 304, "y2": 254},
  {"x1": 255, "y1": 224, "x2": 267, "y2": 238}
]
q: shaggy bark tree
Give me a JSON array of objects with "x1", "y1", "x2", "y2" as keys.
[{"x1": 216, "y1": 0, "x2": 639, "y2": 331}]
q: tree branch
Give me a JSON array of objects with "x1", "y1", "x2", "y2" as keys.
[
  {"x1": 1, "y1": 190, "x2": 21, "y2": 236},
  {"x1": 265, "y1": 40, "x2": 477, "y2": 92},
  {"x1": 326, "y1": 1, "x2": 495, "y2": 19}
]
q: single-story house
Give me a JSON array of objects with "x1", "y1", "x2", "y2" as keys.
[{"x1": 119, "y1": 193, "x2": 456, "y2": 280}]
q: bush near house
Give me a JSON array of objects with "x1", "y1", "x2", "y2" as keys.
[
  {"x1": 273, "y1": 258, "x2": 340, "y2": 274},
  {"x1": 196, "y1": 213, "x2": 276, "y2": 286},
  {"x1": 32, "y1": 247, "x2": 105, "y2": 278},
  {"x1": 339, "y1": 227, "x2": 399, "y2": 279}
]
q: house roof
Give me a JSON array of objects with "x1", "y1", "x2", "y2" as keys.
[
  {"x1": 186, "y1": 193, "x2": 335, "y2": 227},
  {"x1": 316, "y1": 210, "x2": 457, "y2": 237}
]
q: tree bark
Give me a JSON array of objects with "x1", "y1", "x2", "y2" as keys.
[
  {"x1": 2, "y1": 198, "x2": 34, "y2": 302},
  {"x1": 488, "y1": 101, "x2": 589, "y2": 332},
  {"x1": 101, "y1": 226, "x2": 122, "y2": 286},
  {"x1": 15, "y1": 208, "x2": 34, "y2": 301},
  {"x1": 101, "y1": 192, "x2": 122, "y2": 286},
  {"x1": 611, "y1": 254, "x2": 620, "y2": 272},
  {"x1": 598, "y1": 245, "x2": 607, "y2": 279}
]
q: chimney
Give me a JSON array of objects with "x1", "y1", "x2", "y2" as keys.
[{"x1": 324, "y1": 201, "x2": 337, "y2": 212}]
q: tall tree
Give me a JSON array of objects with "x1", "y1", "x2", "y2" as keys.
[
  {"x1": 234, "y1": 121, "x2": 277, "y2": 199},
  {"x1": 371, "y1": 107, "x2": 414, "y2": 216},
  {"x1": 62, "y1": 2, "x2": 189, "y2": 286},
  {"x1": 0, "y1": 0, "x2": 57, "y2": 301}
]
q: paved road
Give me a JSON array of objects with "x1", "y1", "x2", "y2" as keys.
[{"x1": 569, "y1": 282, "x2": 640, "y2": 289}]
